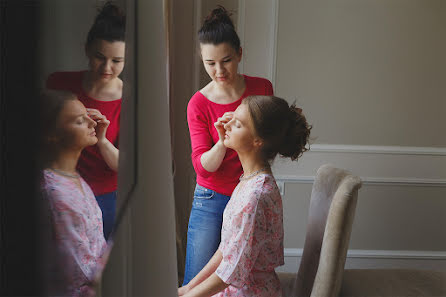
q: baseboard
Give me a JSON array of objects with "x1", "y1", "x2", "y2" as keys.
[{"x1": 277, "y1": 249, "x2": 446, "y2": 273}]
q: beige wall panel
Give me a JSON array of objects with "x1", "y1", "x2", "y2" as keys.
[
  {"x1": 239, "y1": 0, "x2": 277, "y2": 81},
  {"x1": 282, "y1": 183, "x2": 313, "y2": 248},
  {"x1": 275, "y1": 0, "x2": 446, "y2": 147},
  {"x1": 350, "y1": 184, "x2": 446, "y2": 251},
  {"x1": 282, "y1": 182, "x2": 446, "y2": 251}
]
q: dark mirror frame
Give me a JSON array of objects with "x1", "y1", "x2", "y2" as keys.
[{"x1": 1, "y1": 0, "x2": 44, "y2": 294}]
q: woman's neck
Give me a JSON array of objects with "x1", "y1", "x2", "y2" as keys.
[
  {"x1": 49, "y1": 149, "x2": 82, "y2": 174},
  {"x1": 83, "y1": 71, "x2": 122, "y2": 100},
  {"x1": 238, "y1": 151, "x2": 270, "y2": 178},
  {"x1": 215, "y1": 73, "x2": 244, "y2": 96},
  {"x1": 204, "y1": 74, "x2": 245, "y2": 104}
]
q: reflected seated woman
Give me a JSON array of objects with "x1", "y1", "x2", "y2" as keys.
[
  {"x1": 39, "y1": 89, "x2": 114, "y2": 296},
  {"x1": 178, "y1": 95, "x2": 311, "y2": 297}
]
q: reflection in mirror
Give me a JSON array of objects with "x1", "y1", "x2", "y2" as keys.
[{"x1": 39, "y1": 0, "x2": 129, "y2": 295}]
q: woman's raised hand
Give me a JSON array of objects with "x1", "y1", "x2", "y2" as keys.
[
  {"x1": 214, "y1": 111, "x2": 234, "y2": 143},
  {"x1": 87, "y1": 108, "x2": 110, "y2": 143}
]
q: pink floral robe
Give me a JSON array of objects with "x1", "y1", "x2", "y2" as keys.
[
  {"x1": 215, "y1": 173, "x2": 284, "y2": 297},
  {"x1": 42, "y1": 169, "x2": 107, "y2": 297}
]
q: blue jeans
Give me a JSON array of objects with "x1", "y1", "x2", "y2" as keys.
[
  {"x1": 95, "y1": 191, "x2": 117, "y2": 241},
  {"x1": 182, "y1": 184, "x2": 230, "y2": 285}
]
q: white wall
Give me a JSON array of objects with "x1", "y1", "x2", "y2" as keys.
[{"x1": 238, "y1": 0, "x2": 446, "y2": 272}]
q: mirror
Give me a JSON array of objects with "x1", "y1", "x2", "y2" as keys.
[{"x1": 38, "y1": 0, "x2": 135, "y2": 295}]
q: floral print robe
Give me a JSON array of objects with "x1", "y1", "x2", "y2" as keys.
[
  {"x1": 42, "y1": 169, "x2": 106, "y2": 296},
  {"x1": 215, "y1": 173, "x2": 284, "y2": 297}
]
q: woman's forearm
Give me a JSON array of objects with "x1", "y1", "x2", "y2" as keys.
[
  {"x1": 187, "y1": 250, "x2": 222, "y2": 290},
  {"x1": 183, "y1": 250, "x2": 228, "y2": 297},
  {"x1": 97, "y1": 139, "x2": 119, "y2": 171},
  {"x1": 184, "y1": 273, "x2": 228, "y2": 297},
  {"x1": 200, "y1": 140, "x2": 226, "y2": 172}
]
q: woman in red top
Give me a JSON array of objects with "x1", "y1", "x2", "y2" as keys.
[
  {"x1": 47, "y1": 2, "x2": 124, "y2": 240},
  {"x1": 183, "y1": 6, "x2": 274, "y2": 285}
]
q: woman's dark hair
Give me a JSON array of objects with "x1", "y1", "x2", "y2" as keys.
[
  {"x1": 243, "y1": 95, "x2": 312, "y2": 163},
  {"x1": 198, "y1": 5, "x2": 240, "y2": 51},
  {"x1": 86, "y1": 1, "x2": 126, "y2": 49},
  {"x1": 38, "y1": 89, "x2": 78, "y2": 169}
]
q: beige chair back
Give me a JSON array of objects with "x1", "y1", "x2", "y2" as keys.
[{"x1": 291, "y1": 164, "x2": 362, "y2": 297}]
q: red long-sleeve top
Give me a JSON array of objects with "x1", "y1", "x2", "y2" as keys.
[{"x1": 187, "y1": 75, "x2": 273, "y2": 196}]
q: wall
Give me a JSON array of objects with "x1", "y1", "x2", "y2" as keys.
[
  {"x1": 237, "y1": 0, "x2": 446, "y2": 272},
  {"x1": 39, "y1": 0, "x2": 125, "y2": 82}
]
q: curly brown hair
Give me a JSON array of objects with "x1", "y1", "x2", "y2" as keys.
[{"x1": 242, "y1": 95, "x2": 311, "y2": 163}]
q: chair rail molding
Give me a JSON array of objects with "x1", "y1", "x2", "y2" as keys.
[
  {"x1": 275, "y1": 175, "x2": 446, "y2": 187},
  {"x1": 310, "y1": 144, "x2": 446, "y2": 156},
  {"x1": 272, "y1": 143, "x2": 446, "y2": 188},
  {"x1": 284, "y1": 248, "x2": 446, "y2": 260},
  {"x1": 277, "y1": 248, "x2": 446, "y2": 273}
]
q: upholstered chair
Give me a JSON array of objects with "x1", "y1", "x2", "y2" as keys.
[
  {"x1": 279, "y1": 164, "x2": 446, "y2": 297},
  {"x1": 279, "y1": 164, "x2": 362, "y2": 297}
]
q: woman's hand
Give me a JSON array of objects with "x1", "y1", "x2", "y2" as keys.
[
  {"x1": 87, "y1": 108, "x2": 119, "y2": 171},
  {"x1": 87, "y1": 108, "x2": 110, "y2": 143},
  {"x1": 214, "y1": 112, "x2": 233, "y2": 142},
  {"x1": 178, "y1": 284, "x2": 190, "y2": 296}
]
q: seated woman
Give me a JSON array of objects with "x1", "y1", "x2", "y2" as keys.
[
  {"x1": 178, "y1": 95, "x2": 311, "y2": 297},
  {"x1": 39, "y1": 89, "x2": 114, "y2": 296}
]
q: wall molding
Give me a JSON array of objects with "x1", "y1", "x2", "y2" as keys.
[
  {"x1": 310, "y1": 144, "x2": 446, "y2": 156},
  {"x1": 279, "y1": 248, "x2": 446, "y2": 273},
  {"x1": 274, "y1": 175, "x2": 446, "y2": 187},
  {"x1": 193, "y1": 0, "x2": 202, "y2": 92},
  {"x1": 237, "y1": 0, "x2": 245, "y2": 75},
  {"x1": 284, "y1": 248, "x2": 446, "y2": 260},
  {"x1": 270, "y1": 0, "x2": 279, "y2": 86}
]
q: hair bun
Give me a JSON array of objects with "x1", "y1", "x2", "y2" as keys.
[
  {"x1": 96, "y1": 1, "x2": 125, "y2": 23},
  {"x1": 204, "y1": 5, "x2": 235, "y2": 29},
  {"x1": 278, "y1": 104, "x2": 311, "y2": 161},
  {"x1": 243, "y1": 96, "x2": 311, "y2": 163},
  {"x1": 198, "y1": 5, "x2": 240, "y2": 50},
  {"x1": 86, "y1": 1, "x2": 126, "y2": 48}
]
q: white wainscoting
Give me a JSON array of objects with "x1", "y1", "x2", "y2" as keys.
[
  {"x1": 272, "y1": 144, "x2": 446, "y2": 188},
  {"x1": 277, "y1": 249, "x2": 446, "y2": 273},
  {"x1": 272, "y1": 144, "x2": 446, "y2": 270}
]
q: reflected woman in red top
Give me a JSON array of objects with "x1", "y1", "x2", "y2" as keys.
[{"x1": 46, "y1": 2, "x2": 124, "y2": 240}]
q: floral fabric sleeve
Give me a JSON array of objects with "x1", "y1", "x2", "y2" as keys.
[{"x1": 216, "y1": 190, "x2": 267, "y2": 287}]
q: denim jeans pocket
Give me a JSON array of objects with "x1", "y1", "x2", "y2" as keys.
[{"x1": 194, "y1": 185, "x2": 215, "y2": 200}]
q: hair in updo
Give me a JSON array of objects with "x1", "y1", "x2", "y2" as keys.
[
  {"x1": 86, "y1": 1, "x2": 126, "y2": 49},
  {"x1": 243, "y1": 95, "x2": 311, "y2": 163},
  {"x1": 198, "y1": 5, "x2": 241, "y2": 51}
]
